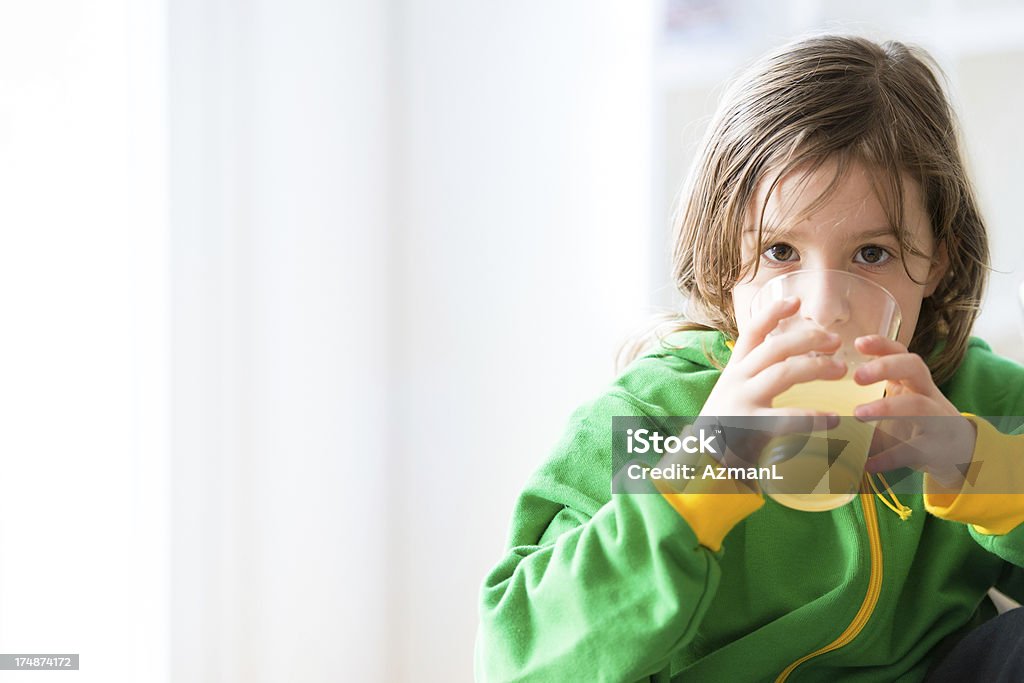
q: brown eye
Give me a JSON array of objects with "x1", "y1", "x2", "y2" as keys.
[
  {"x1": 764, "y1": 244, "x2": 796, "y2": 262},
  {"x1": 855, "y1": 245, "x2": 891, "y2": 265}
]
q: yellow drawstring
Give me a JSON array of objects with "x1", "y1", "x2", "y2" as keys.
[{"x1": 867, "y1": 472, "x2": 913, "y2": 521}]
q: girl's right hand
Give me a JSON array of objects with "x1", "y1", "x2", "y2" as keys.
[
  {"x1": 704, "y1": 296, "x2": 847, "y2": 419},
  {"x1": 701, "y1": 296, "x2": 846, "y2": 419},
  {"x1": 691, "y1": 297, "x2": 847, "y2": 470}
]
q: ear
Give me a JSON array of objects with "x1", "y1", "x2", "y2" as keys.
[{"x1": 924, "y1": 242, "x2": 948, "y2": 298}]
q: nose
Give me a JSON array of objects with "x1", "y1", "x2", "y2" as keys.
[{"x1": 799, "y1": 271, "x2": 850, "y2": 329}]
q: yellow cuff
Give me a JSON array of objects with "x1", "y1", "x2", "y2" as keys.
[
  {"x1": 924, "y1": 414, "x2": 1024, "y2": 535},
  {"x1": 654, "y1": 452, "x2": 764, "y2": 552}
]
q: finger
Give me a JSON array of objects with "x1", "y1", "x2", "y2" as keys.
[
  {"x1": 731, "y1": 296, "x2": 801, "y2": 360},
  {"x1": 742, "y1": 327, "x2": 842, "y2": 377},
  {"x1": 869, "y1": 416, "x2": 917, "y2": 445},
  {"x1": 748, "y1": 354, "x2": 847, "y2": 404},
  {"x1": 867, "y1": 438, "x2": 970, "y2": 487},
  {"x1": 854, "y1": 335, "x2": 907, "y2": 357},
  {"x1": 767, "y1": 407, "x2": 841, "y2": 419},
  {"x1": 762, "y1": 408, "x2": 840, "y2": 433},
  {"x1": 865, "y1": 444, "x2": 925, "y2": 474},
  {"x1": 867, "y1": 419, "x2": 903, "y2": 455},
  {"x1": 854, "y1": 392, "x2": 933, "y2": 420},
  {"x1": 865, "y1": 426, "x2": 935, "y2": 473},
  {"x1": 853, "y1": 353, "x2": 935, "y2": 395}
]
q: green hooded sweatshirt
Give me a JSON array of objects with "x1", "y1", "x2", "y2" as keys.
[{"x1": 475, "y1": 331, "x2": 1024, "y2": 682}]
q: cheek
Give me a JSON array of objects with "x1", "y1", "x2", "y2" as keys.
[
  {"x1": 893, "y1": 290, "x2": 926, "y2": 347},
  {"x1": 896, "y1": 306, "x2": 921, "y2": 347},
  {"x1": 731, "y1": 285, "x2": 758, "y2": 336}
]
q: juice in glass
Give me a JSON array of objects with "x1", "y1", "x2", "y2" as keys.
[{"x1": 749, "y1": 269, "x2": 901, "y2": 512}]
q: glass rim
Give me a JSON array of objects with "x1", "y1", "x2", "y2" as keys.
[{"x1": 750, "y1": 268, "x2": 901, "y2": 315}]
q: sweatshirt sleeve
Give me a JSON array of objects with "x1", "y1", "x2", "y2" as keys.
[
  {"x1": 924, "y1": 415, "x2": 1024, "y2": 566},
  {"x1": 474, "y1": 393, "x2": 763, "y2": 682}
]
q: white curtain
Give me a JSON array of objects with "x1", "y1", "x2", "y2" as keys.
[
  {"x1": 168, "y1": 0, "x2": 653, "y2": 681},
  {"x1": 0, "y1": 2, "x2": 169, "y2": 682},
  {"x1": 169, "y1": 0, "x2": 394, "y2": 681}
]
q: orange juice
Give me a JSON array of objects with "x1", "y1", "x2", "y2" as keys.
[{"x1": 763, "y1": 374, "x2": 885, "y2": 511}]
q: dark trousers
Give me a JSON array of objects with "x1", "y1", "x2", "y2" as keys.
[{"x1": 926, "y1": 608, "x2": 1024, "y2": 682}]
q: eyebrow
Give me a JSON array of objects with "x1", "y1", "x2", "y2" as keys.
[{"x1": 742, "y1": 225, "x2": 898, "y2": 241}]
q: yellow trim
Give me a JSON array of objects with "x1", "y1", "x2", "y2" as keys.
[
  {"x1": 775, "y1": 474, "x2": 884, "y2": 683},
  {"x1": 657, "y1": 489, "x2": 765, "y2": 552},
  {"x1": 655, "y1": 451, "x2": 765, "y2": 552},
  {"x1": 924, "y1": 414, "x2": 1024, "y2": 535}
]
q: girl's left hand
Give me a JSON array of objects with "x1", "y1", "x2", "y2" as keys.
[{"x1": 851, "y1": 335, "x2": 977, "y2": 489}]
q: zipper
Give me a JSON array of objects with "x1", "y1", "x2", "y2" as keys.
[{"x1": 774, "y1": 474, "x2": 884, "y2": 683}]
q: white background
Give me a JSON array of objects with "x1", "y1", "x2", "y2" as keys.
[{"x1": 0, "y1": 1, "x2": 1021, "y2": 682}]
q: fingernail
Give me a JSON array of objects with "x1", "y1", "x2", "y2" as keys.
[{"x1": 783, "y1": 296, "x2": 798, "y2": 306}]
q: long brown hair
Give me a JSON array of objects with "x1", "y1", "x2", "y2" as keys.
[{"x1": 621, "y1": 34, "x2": 990, "y2": 384}]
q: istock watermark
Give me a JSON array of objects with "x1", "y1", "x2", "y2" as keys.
[{"x1": 611, "y1": 415, "x2": 1024, "y2": 495}]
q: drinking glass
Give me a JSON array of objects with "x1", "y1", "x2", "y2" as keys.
[{"x1": 750, "y1": 269, "x2": 902, "y2": 511}]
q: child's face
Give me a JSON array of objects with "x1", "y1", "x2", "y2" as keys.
[{"x1": 731, "y1": 160, "x2": 945, "y2": 348}]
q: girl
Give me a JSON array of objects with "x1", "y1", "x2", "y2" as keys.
[{"x1": 475, "y1": 35, "x2": 1024, "y2": 682}]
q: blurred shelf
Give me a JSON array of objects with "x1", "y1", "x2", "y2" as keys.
[
  {"x1": 925, "y1": 6, "x2": 1024, "y2": 55},
  {"x1": 655, "y1": 41, "x2": 747, "y2": 87},
  {"x1": 654, "y1": 3, "x2": 1024, "y2": 91}
]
